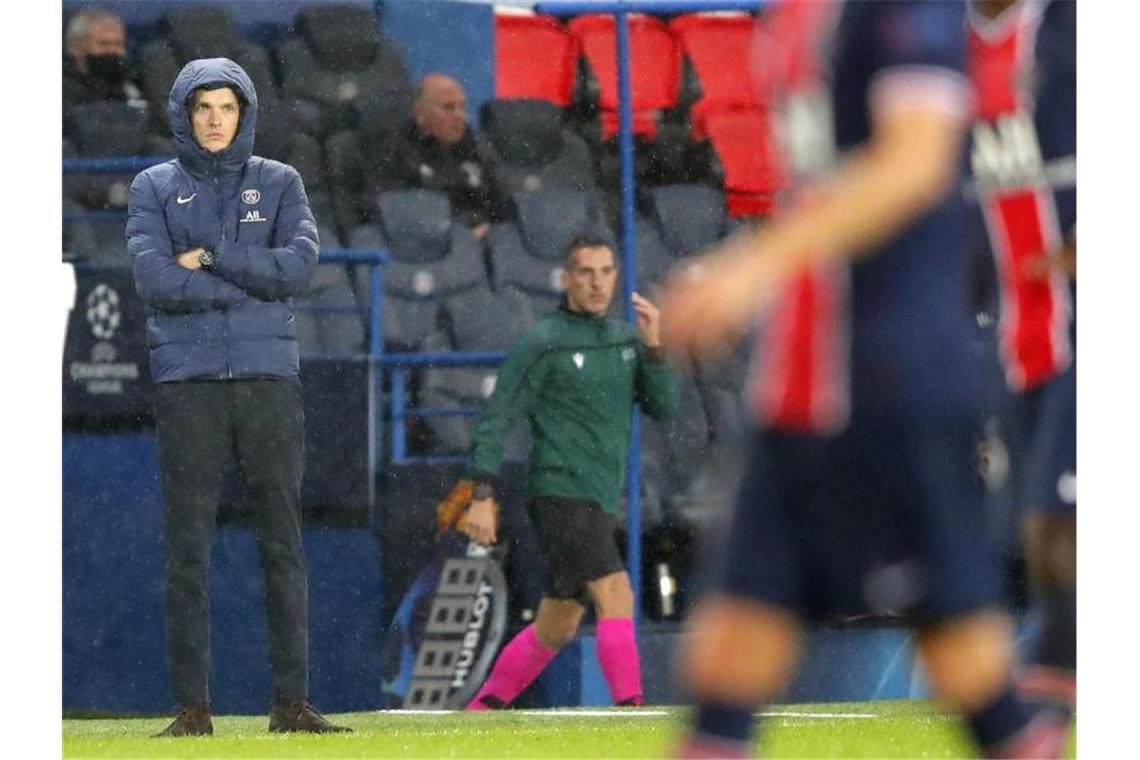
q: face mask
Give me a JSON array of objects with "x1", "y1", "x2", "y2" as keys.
[{"x1": 86, "y1": 54, "x2": 128, "y2": 85}]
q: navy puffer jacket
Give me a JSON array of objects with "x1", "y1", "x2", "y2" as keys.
[{"x1": 126, "y1": 58, "x2": 318, "y2": 383}]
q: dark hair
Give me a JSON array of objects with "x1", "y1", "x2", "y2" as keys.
[
  {"x1": 563, "y1": 232, "x2": 617, "y2": 270},
  {"x1": 188, "y1": 82, "x2": 245, "y2": 108},
  {"x1": 187, "y1": 83, "x2": 247, "y2": 137}
]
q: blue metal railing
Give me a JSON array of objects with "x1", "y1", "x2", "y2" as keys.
[
  {"x1": 381, "y1": 351, "x2": 507, "y2": 465},
  {"x1": 63, "y1": 157, "x2": 173, "y2": 174}
]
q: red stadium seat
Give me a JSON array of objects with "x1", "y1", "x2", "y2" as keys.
[
  {"x1": 691, "y1": 100, "x2": 785, "y2": 218},
  {"x1": 567, "y1": 13, "x2": 682, "y2": 140},
  {"x1": 494, "y1": 11, "x2": 579, "y2": 107},
  {"x1": 669, "y1": 12, "x2": 764, "y2": 112}
]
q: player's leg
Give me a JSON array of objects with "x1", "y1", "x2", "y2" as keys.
[
  {"x1": 675, "y1": 430, "x2": 805, "y2": 757},
  {"x1": 587, "y1": 570, "x2": 642, "y2": 705},
  {"x1": 1017, "y1": 367, "x2": 1076, "y2": 707},
  {"x1": 917, "y1": 611, "x2": 1069, "y2": 758},
  {"x1": 1019, "y1": 511, "x2": 1076, "y2": 705},
  {"x1": 676, "y1": 596, "x2": 803, "y2": 758},
  {"x1": 466, "y1": 596, "x2": 585, "y2": 710},
  {"x1": 913, "y1": 421, "x2": 1069, "y2": 759}
]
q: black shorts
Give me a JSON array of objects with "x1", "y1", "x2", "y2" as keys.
[{"x1": 527, "y1": 496, "x2": 626, "y2": 604}]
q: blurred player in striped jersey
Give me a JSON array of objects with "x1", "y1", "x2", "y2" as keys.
[
  {"x1": 966, "y1": 0, "x2": 1076, "y2": 709},
  {"x1": 662, "y1": 1, "x2": 1070, "y2": 757}
]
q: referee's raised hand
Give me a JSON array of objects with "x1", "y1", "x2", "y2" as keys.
[{"x1": 630, "y1": 291, "x2": 662, "y2": 348}]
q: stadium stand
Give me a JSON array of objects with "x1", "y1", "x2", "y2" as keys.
[
  {"x1": 630, "y1": 214, "x2": 676, "y2": 292},
  {"x1": 487, "y1": 187, "x2": 611, "y2": 314},
  {"x1": 645, "y1": 183, "x2": 752, "y2": 467},
  {"x1": 137, "y1": 6, "x2": 280, "y2": 138},
  {"x1": 420, "y1": 287, "x2": 536, "y2": 459},
  {"x1": 64, "y1": 102, "x2": 172, "y2": 263},
  {"x1": 566, "y1": 13, "x2": 682, "y2": 142},
  {"x1": 493, "y1": 10, "x2": 579, "y2": 108},
  {"x1": 690, "y1": 100, "x2": 784, "y2": 218},
  {"x1": 325, "y1": 126, "x2": 386, "y2": 240},
  {"x1": 477, "y1": 98, "x2": 597, "y2": 200},
  {"x1": 367, "y1": 189, "x2": 488, "y2": 351},
  {"x1": 668, "y1": 12, "x2": 763, "y2": 112},
  {"x1": 276, "y1": 3, "x2": 412, "y2": 141},
  {"x1": 629, "y1": 183, "x2": 728, "y2": 291},
  {"x1": 649, "y1": 183, "x2": 728, "y2": 256},
  {"x1": 639, "y1": 362, "x2": 715, "y2": 524}
]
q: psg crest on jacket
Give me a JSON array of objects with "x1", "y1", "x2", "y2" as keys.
[{"x1": 380, "y1": 531, "x2": 508, "y2": 709}]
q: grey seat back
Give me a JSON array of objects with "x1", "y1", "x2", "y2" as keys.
[
  {"x1": 277, "y1": 4, "x2": 411, "y2": 138},
  {"x1": 487, "y1": 188, "x2": 611, "y2": 313},
  {"x1": 379, "y1": 190, "x2": 452, "y2": 264},
  {"x1": 139, "y1": 7, "x2": 278, "y2": 137},
  {"x1": 423, "y1": 288, "x2": 536, "y2": 456},
  {"x1": 65, "y1": 103, "x2": 165, "y2": 215},
  {"x1": 478, "y1": 98, "x2": 596, "y2": 198},
  {"x1": 649, "y1": 184, "x2": 727, "y2": 256},
  {"x1": 371, "y1": 191, "x2": 488, "y2": 349}
]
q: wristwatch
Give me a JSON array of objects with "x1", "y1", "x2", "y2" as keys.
[{"x1": 198, "y1": 247, "x2": 215, "y2": 269}]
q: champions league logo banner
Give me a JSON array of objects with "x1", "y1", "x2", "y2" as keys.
[
  {"x1": 63, "y1": 266, "x2": 152, "y2": 424},
  {"x1": 381, "y1": 531, "x2": 508, "y2": 709}
]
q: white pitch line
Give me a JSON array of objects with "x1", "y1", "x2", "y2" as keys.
[
  {"x1": 376, "y1": 708, "x2": 878, "y2": 719},
  {"x1": 760, "y1": 711, "x2": 877, "y2": 719}
]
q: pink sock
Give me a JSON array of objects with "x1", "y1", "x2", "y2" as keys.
[
  {"x1": 465, "y1": 624, "x2": 558, "y2": 710},
  {"x1": 596, "y1": 617, "x2": 643, "y2": 705}
]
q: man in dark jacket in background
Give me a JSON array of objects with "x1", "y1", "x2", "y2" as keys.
[
  {"x1": 62, "y1": 7, "x2": 147, "y2": 139},
  {"x1": 376, "y1": 73, "x2": 504, "y2": 237},
  {"x1": 126, "y1": 58, "x2": 349, "y2": 736}
]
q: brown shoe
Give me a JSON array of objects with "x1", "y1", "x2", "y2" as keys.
[
  {"x1": 154, "y1": 704, "x2": 213, "y2": 737},
  {"x1": 268, "y1": 700, "x2": 351, "y2": 733}
]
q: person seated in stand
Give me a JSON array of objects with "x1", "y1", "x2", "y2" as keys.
[
  {"x1": 374, "y1": 74, "x2": 505, "y2": 238},
  {"x1": 63, "y1": 7, "x2": 148, "y2": 141}
]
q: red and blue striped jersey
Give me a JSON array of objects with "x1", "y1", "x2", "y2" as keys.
[
  {"x1": 966, "y1": 0, "x2": 1076, "y2": 392},
  {"x1": 747, "y1": 0, "x2": 977, "y2": 434}
]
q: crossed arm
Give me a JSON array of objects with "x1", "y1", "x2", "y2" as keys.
[{"x1": 127, "y1": 169, "x2": 318, "y2": 311}]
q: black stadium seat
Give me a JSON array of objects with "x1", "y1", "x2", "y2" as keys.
[
  {"x1": 64, "y1": 102, "x2": 173, "y2": 263},
  {"x1": 477, "y1": 98, "x2": 596, "y2": 200},
  {"x1": 649, "y1": 184, "x2": 728, "y2": 257},
  {"x1": 138, "y1": 7, "x2": 279, "y2": 138},
  {"x1": 364, "y1": 190, "x2": 488, "y2": 350},
  {"x1": 277, "y1": 4, "x2": 412, "y2": 140},
  {"x1": 632, "y1": 215, "x2": 677, "y2": 291},
  {"x1": 487, "y1": 188, "x2": 611, "y2": 314},
  {"x1": 420, "y1": 287, "x2": 537, "y2": 457}
]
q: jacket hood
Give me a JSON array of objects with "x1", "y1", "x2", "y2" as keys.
[{"x1": 168, "y1": 57, "x2": 258, "y2": 176}]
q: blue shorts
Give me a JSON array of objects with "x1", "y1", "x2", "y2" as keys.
[
  {"x1": 1000, "y1": 363, "x2": 1077, "y2": 516},
  {"x1": 712, "y1": 418, "x2": 1004, "y2": 625}
]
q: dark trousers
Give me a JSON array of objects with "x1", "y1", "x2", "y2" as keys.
[{"x1": 154, "y1": 379, "x2": 308, "y2": 706}]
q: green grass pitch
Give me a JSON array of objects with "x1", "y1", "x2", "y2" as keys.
[{"x1": 62, "y1": 700, "x2": 1075, "y2": 758}]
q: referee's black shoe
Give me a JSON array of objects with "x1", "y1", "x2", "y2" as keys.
[{"x1": 268, "y1": 700, "x2": 352, "y2": 733}]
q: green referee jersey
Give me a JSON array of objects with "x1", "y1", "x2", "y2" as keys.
[{"x1": 469, "y1": 304, "x2": 680, "y2": 515}]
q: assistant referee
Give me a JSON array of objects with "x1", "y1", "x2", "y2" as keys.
[{"x1": 461, "y1": 234, "x2": 679, "y2": 710}]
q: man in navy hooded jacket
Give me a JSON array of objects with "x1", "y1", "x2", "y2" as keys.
[{"x1": 127, "y1": 58, "x2": 348, "y2": 736}]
